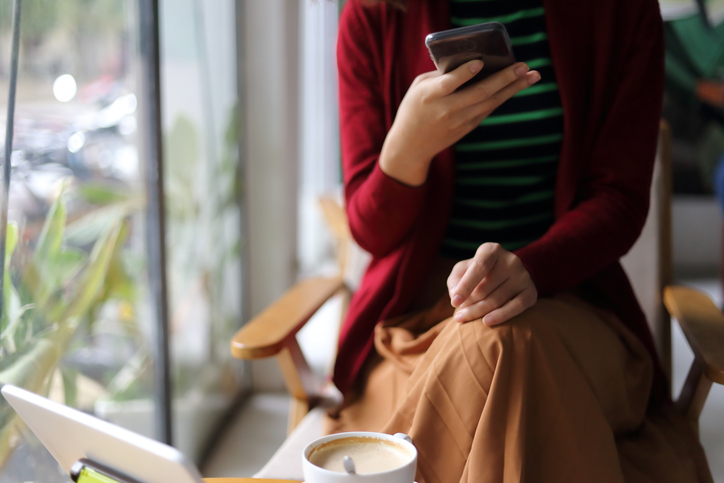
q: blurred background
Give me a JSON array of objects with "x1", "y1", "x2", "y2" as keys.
[{"x1": 0, "y1": 1, "x2": 246, "y2": 480}]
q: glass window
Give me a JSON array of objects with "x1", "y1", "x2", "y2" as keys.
[
  {"x1": 0, "y1": 0, "x2": 246, "y2": 478},
  {"x1": 0, "y1": 1, "x2": 154, "y2": 480},
  {"x1": 158, "y1": 0, "x2": 245, "y2": 462}
]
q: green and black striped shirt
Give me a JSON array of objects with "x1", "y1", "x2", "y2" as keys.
[{"x1": 440, "y1": 0, "x2": 563, "y2": 260}]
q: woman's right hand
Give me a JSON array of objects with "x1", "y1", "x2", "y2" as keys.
[{"x1": 379, "y1": 60, "x2": 540, "y2": 186}]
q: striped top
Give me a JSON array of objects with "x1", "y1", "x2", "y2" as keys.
[{"x1": 440, "y1": 0, "x2": 563, "y2": 260}]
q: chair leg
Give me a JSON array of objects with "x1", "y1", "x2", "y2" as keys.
[
  {"x1": 288, "y1": 397, "x2": 310, "y2": 435},
  {"x1": 676, "y1": 358, "x2": 714, "y2": 437},
  {"x1": 275, "y1": 339, "x2": 322, "y2": 433}
]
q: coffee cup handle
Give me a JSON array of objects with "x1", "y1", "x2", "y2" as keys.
[{"x1": 393, "y1": 433, "x2": 413, "y2": 444}]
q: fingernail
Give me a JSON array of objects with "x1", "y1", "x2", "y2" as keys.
[
  {"x1": 451, "y1": 294, "x2": 464, "y2": 307},
  {"x1": 527, "y1": 72, "x2": 541, "y2": 85},
  {"x1": 454, "y1": 311, "x2": 466, "y2": 322},
  {"x1": 469, "y1": 60, "x2": 483, "y2": 73},
  {"x1": 514, "y1": 64, "x2": 529, "y2": 76}
]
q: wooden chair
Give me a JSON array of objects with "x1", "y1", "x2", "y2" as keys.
[
  {"x1": 231, "y1": 121, "x2": 724, "y2": 480},
  {"x1": 230, "y1": 197, "x2": 355, "y2": 437},
  {"x1": 621, "y1": 121, "x2": 724, "y2": 439}
]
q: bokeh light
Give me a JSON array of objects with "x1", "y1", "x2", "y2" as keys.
[{"x1": 53, "y1": 74, "x2": 77, "y2": 102}]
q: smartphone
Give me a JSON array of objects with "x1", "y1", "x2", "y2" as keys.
[{"x1": 425, "y1": 22, "x2": 516, "y2": 88}]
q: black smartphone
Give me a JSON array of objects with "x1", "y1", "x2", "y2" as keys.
[{"x1": 425, "y1": 22, "x2": 516, "y2": 88}]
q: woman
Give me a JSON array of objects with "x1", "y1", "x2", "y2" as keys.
[{"x1": 329, "y1": 0, "x2": 712, "y2": 481}]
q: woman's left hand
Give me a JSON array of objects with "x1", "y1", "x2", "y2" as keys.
[{"x1": 447, "y1": 243, "x2": 537, "y2": 325}]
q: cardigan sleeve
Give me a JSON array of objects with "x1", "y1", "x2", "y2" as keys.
[
  {"x1": 515, "y1": 0, "x2": 665, "y2": 296},
  {"x1": 337, "y1": 0, "x2": 429, "y2": 257}
]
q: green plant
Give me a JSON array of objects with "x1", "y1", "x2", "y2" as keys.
[
  {"x1": 0, "y1": 187, "x2": 142, "y2": 464},
  {"x1": 163, "y1": 107, "x2": 243, "y2": 396}
]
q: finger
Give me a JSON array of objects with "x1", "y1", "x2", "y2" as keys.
[
  {"x1": 435, "y1": 60, "x2": 484, "y2": 96},
  {"x1": 458, "y1": 264, "x2": 508, "y2": 310},
  {"x1": 450, "y1": 244, "x2": 501, "y2": 307},
  {"x1": 459, "y1": 62, "x2": 530, "y2": 104},
  {"x1": 465, "y1": 71, "x2": 541, "y2": 124},
  {"x1": 414, "y1": 70, "x2": 440, "y2": 84},
  {"x1": 447, "y1": 260, "x2": 471, "y2": 306},
  {"x1": 464, "y1": 252, "x2": 525, "y2": 307},
  {"x1": 454, "y1": 278, "x2": 518, "y2": 323},
  {"x1": 481, "y1": 286, "x2": 537, "y2": 326}
]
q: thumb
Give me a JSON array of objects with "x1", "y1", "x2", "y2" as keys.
[{"x1": 437, "y1": 60, "x2": 483, "y2": 95}]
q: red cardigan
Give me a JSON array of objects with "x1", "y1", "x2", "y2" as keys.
[{"x1": 333, "y1": 0, "x2": 666, "y2": 399}]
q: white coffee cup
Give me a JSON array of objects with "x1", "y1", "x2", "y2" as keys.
[{"x1": 302, "y1": 431, "x2": 417, "y2": 483}]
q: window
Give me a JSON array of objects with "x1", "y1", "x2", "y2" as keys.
[{"x1": 0, "y1": 1, "x2": 245, "y2": 479}]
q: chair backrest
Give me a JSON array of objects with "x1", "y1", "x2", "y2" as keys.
[
  {"x1": 318, "y1": 197, "x2": 370, "y2": 292},
  {"x1": 621, "y1": 120, "x2": 674, "y2": 383}
]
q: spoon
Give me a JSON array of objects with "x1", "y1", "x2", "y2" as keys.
[{"x1": 343, "y1": 455, "x2": 356, "y2": 475}]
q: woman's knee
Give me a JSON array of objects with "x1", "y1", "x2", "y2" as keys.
[
  {"x1": 416, "y1": 302, "x2": 560, "y2": 402},
  {"x1": 421, "y1": 300, "x2": 569, "y2": 386},
  {"x1": 454, "y1": 300, "x2": 554, "y2": 355}
]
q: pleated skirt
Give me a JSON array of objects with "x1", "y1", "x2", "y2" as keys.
[{"x1": 324, "y1": 293, "x2": 712, "y2": 483}]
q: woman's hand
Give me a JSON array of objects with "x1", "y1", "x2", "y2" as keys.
[
  {"x1": 447, "y1": 243, "x2": 537, "y2": 325},
  {"x1": 379, "y1": 60, "x2": 540, "y2": 186}
]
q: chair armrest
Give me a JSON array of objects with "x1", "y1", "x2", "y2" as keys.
[
  {"x1": 664, "y1": 285, "x2": 724, "y2": 384},
  {"x1": 231, "y1": 276, "x2": 345, "y2": 359}
]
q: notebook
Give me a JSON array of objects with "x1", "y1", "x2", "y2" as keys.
[{"x1": 1, "y1": 384, "x2": 204, "y2": 483}]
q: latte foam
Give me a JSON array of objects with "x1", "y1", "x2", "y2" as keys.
[{"x1": 308, "y1": 436, "x2": 413, "y2": 474}]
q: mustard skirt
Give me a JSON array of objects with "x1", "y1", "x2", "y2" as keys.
[{"x1": 325, "y1": 294, "x2": 712, "y2": 483}]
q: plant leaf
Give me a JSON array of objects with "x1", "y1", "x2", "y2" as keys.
[
  {"x1": 0, "y1": 338, "x2": 62, "y2": 399},
  {"x1": 33, "y1": 193, "x2": 66, "y2": 265},
  {"x1": 1, "y1": 303, "x2": 34, "y2": 355},
  {"x1": 3, "y1": 222, "x2": 18, "y2": 265},
  {"x1": 65, "y1": 198, "x2": 143, "y2": 246},
  {"x1": 60, "y1": 366, "x2": 79, "y2": 407},
  {"x1": 77, "y1": 221, "x2": 133, "y2": 333},
  {"x1": 57, "y1": 222, "x2": 123, "y2": 322},
  {"x1": 22, "y1": 196, "x2": 70, "y2": 309},
  {"x1": 1, "y1": 222, "x2": 19, "y2": 332},
  {"x1": 77, "y1": 183, "x2": 133, "y2": 206}
]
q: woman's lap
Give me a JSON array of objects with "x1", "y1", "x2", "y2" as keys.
[{"x1": 325, "y1": 294, "x2": 709, "y2": 483}]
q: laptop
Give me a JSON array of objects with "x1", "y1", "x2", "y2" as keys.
[{"x1": 1, "y1": 384, "x2": 204, "y2": 483}]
